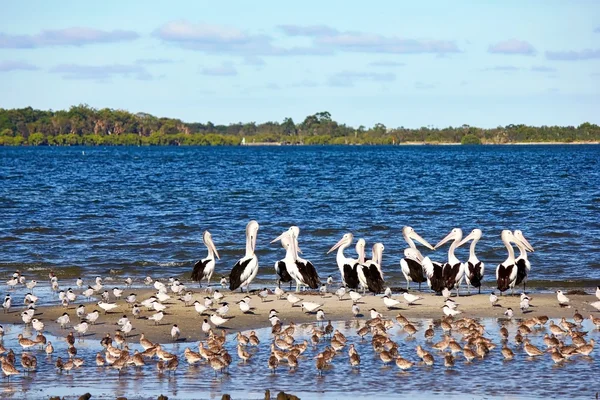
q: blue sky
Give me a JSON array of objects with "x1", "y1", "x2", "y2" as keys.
[{"x1": 1, "y1": 0, "x2": 598, "y2": 128}]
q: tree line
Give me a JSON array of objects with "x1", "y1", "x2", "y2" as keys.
[{"x1": 0, "y1": 105, "x2": 599, "y2": 146}]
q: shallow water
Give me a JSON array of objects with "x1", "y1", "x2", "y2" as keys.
[
  {"x1": 0, "y1": 315, "x2": 598, "y2": 399},
  {"x1": 1, "y1": 145, "x2": 600, "y2": 289}
]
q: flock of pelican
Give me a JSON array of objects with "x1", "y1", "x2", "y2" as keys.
[{"x1": 191, "y1": 221, "x2": 535, "y2": 297}]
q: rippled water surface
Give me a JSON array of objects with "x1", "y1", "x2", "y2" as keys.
[
  {"x1": 1, "y1": 317, "x2": 599, "y2": 399},
  {"x1": 1, "y1": 145, "x2": 600, "y2": 286}
]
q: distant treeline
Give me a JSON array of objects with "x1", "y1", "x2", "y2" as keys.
[{"x1": 1, "y1": 105, "x2": 599, "y2": 146}]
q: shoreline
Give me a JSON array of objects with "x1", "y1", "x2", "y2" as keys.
[{"x1": 2, "y1": 289, "x2": 598, "y2": 344}]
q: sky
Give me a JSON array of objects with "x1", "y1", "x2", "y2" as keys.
[{"x1": 0, "y1": 0, "x2": 599, "y2": 128}]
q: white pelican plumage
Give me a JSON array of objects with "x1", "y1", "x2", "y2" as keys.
[
  {"x1": 496, "y1": 230, "x2": 533, "y2": 295},
  {"x1": 229, "y1": 220, "x2": 259, "y2": 293},
  {"x1": 457, "y1": 229, "x2": 484, "y2": 294},
  {"x1": 191, "y1": 230, "x2": 220, "y2": 287},
  {"x1": 513, "y1": 230, "x2": 534, "y2": 292},
  {"x1": 399, "y1": 227, "x2": 435, "y2": 291},
  {"x1": 356, "y1": 241, "x2": 385, "y2": 294},
  {"x1": 272, "y1": 228, "x2": 320, "y2": 292},
  {"x1": 327, "y1": 233, "x2": 359, "y2": 289}
]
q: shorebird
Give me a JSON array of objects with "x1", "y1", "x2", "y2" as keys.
[
  {"x1": 442, "y1": 305, "x2": 461, "y2": 317},
  {"x1": 171, "y1": 324, "x2": 180, "y2": 341},
  {"x1": 335, "y1": 287, "x2": 346, "y2": 300},
  {"x1": 132, "y1": 304, "x2": 141, "y2": 319},
  {"x1": 382, "y1": 296, "x2": 401, "y2": 309},
  {"x1": 523, "y1": 339, "x2": 544, "y2": 357},
  {"x1": 98, "y1": 301, "x2": 119, "y2": 314},
  {"x1": 191, "y1": 230, "x2": 220, "y2": 287},
  {"x1": 352, "y1": 304, "x2": 360, "y2": 317},
  {"x1": 1, "y1": 356, "x2": 20, "y2": 381},
  {"x1": 490, "y1": 292, "x2": 498, "y2": 307},
  {"x1": 148, "y1": 311, "x2": 164, "y2": 325},
  {"x1": 258, "y1": 288, "x2": 269, "y2": 302},
  {"x1": 301, "y1": 301, "x2": 323, "y2": 313},
  {"x1": 56, "y1": 313, "x2": 70, "y2": 329},
  {"x1": 501, "y1": 344, "x2": 514, "y2": 360},
  {"x1": 210, "y1": 313, "x2": 228, "y2": 327},
  {"x1": 504, "y1": 308, "x2": 514, "y2": 319},
  {"x1": 121, "y1": 321, "x2": 133, "y2": 337},
  {"x1": 73, "y1": 321, "x2": 89, "y2": 338},
  {"x1": 238, "y1": 299, "x2": 251, "y2": 313},
  {"x1": 31, "y1": 319, "x2": 44, "y2": 332},
  {"x1": 348, "y1": 290, "x2": 362, "y2": 304},
  {"x1": 402, "y1": 292, "x2": 422, "y2": 305},
  {"x1": 556, "y1": 290, "x2": 570, "y2": 307},
  {"x1": 215, "y1": 302, "x2": 229, "y2": 316},
  {"x1": 286, "y1": 293, "x2": 302, "y2": 307},
  {"x1": 316, "y1": 309, "x2": 325, "y2": 324},
  {"x1": 202, "y1": 319, "x2": 211, "y2": 334}
]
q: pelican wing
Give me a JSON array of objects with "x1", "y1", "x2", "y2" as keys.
[
  {"x1": 275, "y1": 261, "x2": 293, "y2": 283},
  {"x1": 296, "y1": 259, "x2": 320, "y2": 289},
  {"x1": 514, "y1": 259, "x2": 528, "y2": 286},
  {"x1": 229, "y1": 256, "x2": 255, "y2": 291},
  {"x1": 496, "y1": 263, "x2": 514, "y2": 292},
  {"x1": 362, "y1": 263, "x2": 385, "y2": 294},
  {"x1": 467, "y1": 261, "x2": 484, "y2": 287},
  {"x1": 191, "y1": 259, "x2": 211, "y2": 281},
  {"x1": 343, "y1": 264, "x2": 359, "y2": 289},
  {"x1": 423, "y1": 257, "x2": 444, "y2": 293}
]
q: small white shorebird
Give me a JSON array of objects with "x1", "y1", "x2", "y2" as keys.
[
  {"x1": 126, "y1": 293, "x2": 137, "y2": 307},
  {"x1": 148, "y1": 311, "x2": 164, "y2": 325},
  {"x1": 76, "y1": 305, "x2": 85, "y2": 320},
  {"x1": 193, "y1": 301, "x2": 208, "y2": 316},
  {"x1": 489, "y1": 292, "x2": 498, "y2": 307},
  {"x1": 238, "y1": 299, "x2": 251, "y2": 314},
  {"x1": 113, "y1": 287, "x2": 123, "y2": 300},
  {"x1": 556, "y1": 290, "x2": 570, "y2": 307},
  {"x1": 442, "y1": 305, "x2": 461, "y2": 317},
  {"x1": 132, "y1": 305, "x2": 141, "y2": 319},
  {"x1": 316, "y1": 309, "x2": 325, "y2": 324},
  {"x1": 215, "y1": 302, "x2": 229, "y2": 316},
  {"x1": 444, "y1": 299, "x2": 458, "y2": 310},
  {"x1": 121, "y1": 321, "x2": 133, "y2": 337},
  {"x1": 32, "y1": 318, "x2": 44, "y2": 332},
  {"x1": 504, "y1": 307, "x2": 514, "y2": 319},
  {"x1": 369, "y1": 308, "x2": 382, "y2": 319},
  {"x1": 520, "y1": 297, "x2": 530, "y2": 313},
  {"x1": 286, "y1": 293, "x2": 302, "y2": 307},
  {"x1": 171, "y1": 324, "x2": 180, "y2": 341},
  {"x1": 56, "y1": 313, "x2": 70, "y2": 329},
  {"x1": 382, "y1": 296, "x2": 401, "y2": 309},
  {"x1": 210, "y1": 313, "x2": 228, "y2": 327},
  {"x1": 86, "y1": 310, "x2": 99, "y2": 324},
  {"x1": 98, "y1": 301, "x2": 119, "y2": 314},
  {"x1": 335, "y1": 287, "x2": 346, "y2": 301},
  {"x1": 348, "y1": 290, "x2": 362, "y2": 304},
  {"x1": 274, "y1": 287, "x2": 285, "y2": 299},
  {"x1": 403, "y1": 292, "x2": 423, "y2": 305},
  {"x1": 74, "y1": 321, "x2": 89, "y2": 338},
  {"x1": 300, "y1": 301, "x2": 323, "y2": 313},
  {"x1": 352, "y1": 304, "x2": 360, "y2": 317}
]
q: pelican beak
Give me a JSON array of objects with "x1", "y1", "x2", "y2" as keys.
[
  {"x1": 457, "y1": 231, "x2": 476, "y2": 248},
  {"x1": 327, "y1": 236, "x2": 348, "y2": 254},
  {"x1": 270, "y1": 233, "x2": 286, "y2": 244},
  {"x1": 410, "y1": 231, "x2": 435, "y2": 250},
  {"x1": 435, "y1": 230, "x2": 456, "y2": 250},
  {"x1": 206, "y1": 236, "x2": 220, "y2": 260},
  {"x1": 520, "y1": 235, "x2": 534, "y2": 253}
]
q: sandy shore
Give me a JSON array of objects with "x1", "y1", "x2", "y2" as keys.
[{"x1": 1, "y1": 288, "x2": 598, "y2": 344}]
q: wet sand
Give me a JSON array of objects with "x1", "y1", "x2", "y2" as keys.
[{"x1": 2, "y1": 288, "x2": 598, "y2": 344}]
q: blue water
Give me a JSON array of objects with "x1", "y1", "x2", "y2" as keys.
[{"x1": 1, "y1": 145, "x2": 599, "y2": 286}]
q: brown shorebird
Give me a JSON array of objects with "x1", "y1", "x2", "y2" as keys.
[
  {"x1": 1, "y1": 356, "x2": 20, "y2": 381},
  {"x1": 523, "y1": 339, "x2": 544, "y2": 357},
  {"x1": 395, "y1": 356, "x2": 413, "y2": 370}
]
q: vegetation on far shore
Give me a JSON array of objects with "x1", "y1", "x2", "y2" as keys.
[{"x1": 1, "y1": 105, "x2": 599, "y2": 146}]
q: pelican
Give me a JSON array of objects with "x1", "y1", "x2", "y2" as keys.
[
  {"x1": 496, "y1": 230, "x2": 534, "y2": 295},
  {"x1": 457, "y1": 229, "x2": 484, "y2": 294},
  {"x1": 434, "y1": 228, "x2": 465, "y2": 296},
  {"x1": 191, "y1": 230, "x2": 220, "y2": 287},
  {"x1": 399, "y1": 226, "x2": 435, "y2": 291},
  {"x1": 272, "y1": 227, "x2": 320, "y2": 292},
  {"x1": 327, "y1": 233, "x2": 359, "y2": 289},
  {"x1": 513, "y1": 230, "x2": 534, "y2": 293},
  {"x1": 229, "y1": 220, "x2": 259, "y2": 293},
  {"x1": 356, "y1": 241, "x2": 385, "y2": 295}
]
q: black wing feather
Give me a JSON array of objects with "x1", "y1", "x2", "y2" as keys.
[
  {"x1": 296, "y1": 260, "x2": 320, "y2": 289},
  {"x1": 363, "y1": 264, "x2": 385, "y2": 294},
  {"x1": 191, "y1": 259, "x2": 210, "y2": 281},
  {"x1": 405, "y1": 258, "x2": 427, "y2": 283},
  {"x1": 497, "y1": 264, "x2": 514, "y2": 292},
  {"x1": 429, "y1": 262, "x2": 444, "y2": 293},
  {"x1": 343, "y1": 264, "x2": 359, "y2": 289},
  {"x1": 229, "y1": 258, "x2": 254, "y2": 291},
  {"x1": 442, "y1": 263, "x2": 461, "y2": 290},
  {"x1": 515, "y1": 259, "x2": 528, "y2": 286},
  {"x1": 276, "y1": 261, "x2": 293, "y2": 283},
  {"x1": 468, "y1": 261, "x2": 483, "y2": 288}
]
